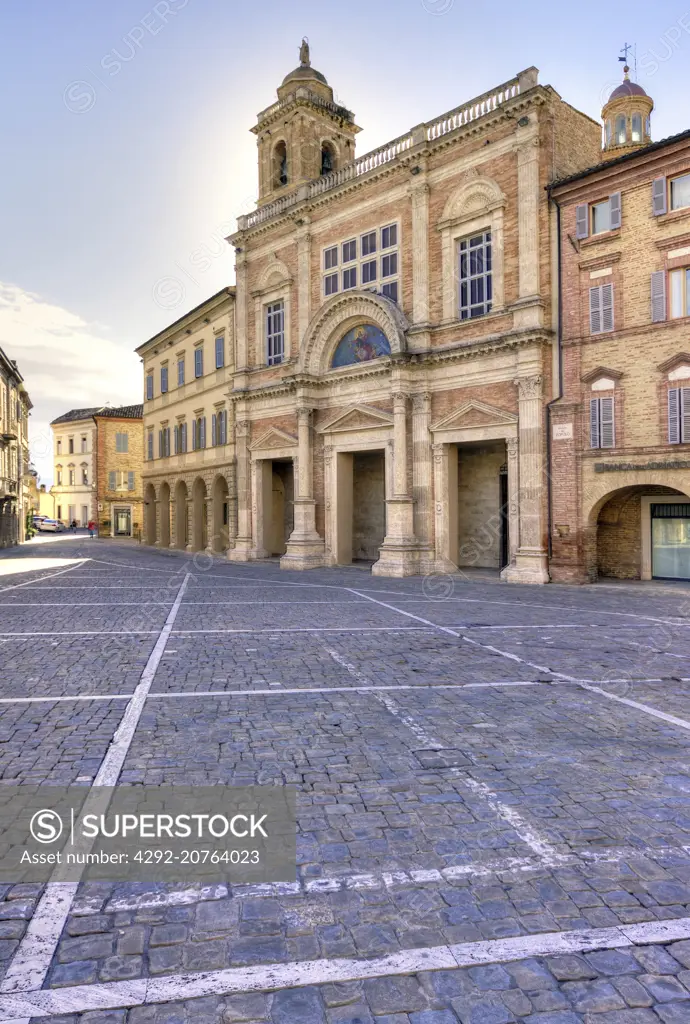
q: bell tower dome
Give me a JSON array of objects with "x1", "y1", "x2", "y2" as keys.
[
  {"x1": 252, "y1": 40, "x2": 360, "y2": 206},
  {"x1": 601, "y1": 65, "x2": 653, "y2": 157}
]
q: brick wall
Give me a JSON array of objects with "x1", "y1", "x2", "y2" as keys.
[{"x1": 95, "y1": 416, "x2": 144, "y2": 537}]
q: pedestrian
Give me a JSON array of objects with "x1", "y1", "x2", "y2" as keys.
[
  {"x1": 87, "y1": 520, "x2": 95, "y2": 539},
  {"x1": 70, "y1": 519, "x2": 77, "y2": 534}
]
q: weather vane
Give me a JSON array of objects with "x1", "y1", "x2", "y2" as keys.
[{"x1": 618, "y1": 42, "x2": 637, "y2": 76}]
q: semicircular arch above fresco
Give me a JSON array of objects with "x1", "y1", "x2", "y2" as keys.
[{"x1": 330, "y1": 323, "x2": 391, "y2": 368}]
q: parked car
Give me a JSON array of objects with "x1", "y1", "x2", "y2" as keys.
[
  {"x1": 39, "y1": 518, "x2": 65, "y2": 533},
  {"x1": 32, "y1": 515, "x2": 47, "y2": 526}
]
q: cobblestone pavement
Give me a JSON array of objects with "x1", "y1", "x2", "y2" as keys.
[{"x1": 0, "y1": 541, "x2": 689, "y2": 1023}]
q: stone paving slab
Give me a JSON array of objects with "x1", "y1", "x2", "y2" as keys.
[
  {"x1": 0, "y1": 608, "x2": 169, "y2": 634},
  {"x1": 28, "y1": 940, "x2": 690, "y2": 1022},
  {"x1": 0, "y1": 637, "x2": 158, "y2": 698}
]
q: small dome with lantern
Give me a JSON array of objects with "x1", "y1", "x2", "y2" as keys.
[{"x1": 601, "y1": 64, "x2": 653, "y2": 157}]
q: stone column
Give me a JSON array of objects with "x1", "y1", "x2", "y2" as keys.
[
  {"x1": 514, "y1": 135, "x2": 542, "y2": 329},
  {"x1": 322, "y1": 444, "x2": 337, "y2": 566},
  {"x1": 204, "y1": 494, "x2": 214, "y2": 555},
  {"x1": 281, "y1": 406, "x2": 325, "y2": 570},
  {"x1": 185, "y1": 498, "x2": 194, "y2": 553},
  {"x1": 432, "y1": 442, "x2": 458, "y2": 572},
  {"x1": 152, "y1": 498, "x2": 160, "y2": 547},
  {"x1": 296, "y1": 226, "x2": 311, "y2": 350},
  {"x1": 412, "y1": 392, "x2": 433, "y2": 570},
  {"x1": 229, "y1": 420, "x2": 253, "y2": 561},
  {"x1": 373, "y1": 393, "x2": 419, "y2": 577},
  {"x1": 501, "y1": 377, "x2": 549, "y2": 583}
]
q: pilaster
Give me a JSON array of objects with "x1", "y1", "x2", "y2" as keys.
[
  {"x1": 501, "y1": 376, "x2": 549, "y2": 583},
  {"x1": 296, "y1": 226, "x2": 311, "y2": 349},
  {"x1": 281, "y1": 406, "x2": 326, "y2": 570},
  {"x1": 514, "y1": 133, "x2": 542, "y2": 329},
  {"x1": 412, "y1": 392, "x2": 434, "y2": 572},
  {"x1": 373, "y1": 392, "x2": 419, "y2": 577},
  {"x1": 409, "y1": 179, "x2": 430, "y2": 336},
  {"x1": 229, "y1": 419, "x2": 253, "y2": 561}
]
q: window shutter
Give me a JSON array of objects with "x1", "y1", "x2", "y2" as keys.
[
  {"x1": 650, "y1": 271, "x2": 667, "y2": 322},
  {"x1": 191, "y1": 421, "x2": 197, "y2": 450},
  {"x1": 652, "y1": 176, "x2": 667, "y2": 216},
  {"x1": 669, "y1": 388, "x2": 680, "y2": 444},
  {"x1": 609, "y1": 192, "x2": 622, "y2": 230},
  {"x1": 590, "y1": 398, "x2": 600, "y2": 449},
  {"x1": 220, "y1": 411, "x2": 227, "y2": 445},
  {"x1": 600, "y1": 396, "x2": 615, "y2": 448},
  {"x1": 108, "y1": 470, "x2": 116, "y2": 490},
  {"x1": 200, "y1": 416, "x2": 206, "y2": 448},
  {"x1": 211, "y1": 413, "x2": 217, "y2": 447},
  {"x1": 128, "y1": 471, "x2": 135, "y2": 491},
  {"x1": 158, "y1": 429, "x2": 163, "y2": 457},
  {"x1": 575, "y1": 203, "x2": 589, "y2": 240},
  {"x1": 682, "y1": 387, "x2": 690, "y2": 444},
  {"x1": 601, "y1": 283, "x2": 614, "y2": 332},
  {"x1": 173, "y1": 425, "x2": 179, "y2": 454},
  {"x1": 589, "y1": 286, "x2": 602, "y2": 334},
  {"x1": 181, "y1": 423, "x2": 187, "y2": 452}
]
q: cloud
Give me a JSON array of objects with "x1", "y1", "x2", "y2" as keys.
[{"x1": 0, "y1": 283, "x2": 141, "y2": 485}]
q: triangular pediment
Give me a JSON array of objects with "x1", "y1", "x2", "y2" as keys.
[
  {"x1": 318, "y1": 404, "x2": 394, "y2": 434},
  {"x1": 431, "y1": 400, "x2": 518, "y2": 432},
  {"x1": 249, "y1": 426, "x2": 297, "y2": 451}
]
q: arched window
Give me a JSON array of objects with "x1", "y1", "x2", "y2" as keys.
[
  {"x1": 605, "y1": 120, "x2": 612, "y2": 146},
  {"x1": 321, "y1": 142, "x2": 335, "y2": 176},
  {"x1": 273, "y1": 141, "x2": 288, "y2": 188},
  {"x1": 645, "y1": 115, "x2": 651, "y2": 137},
  {"x1": 615, "y1": 115, "x2": 627, "y2": 145},
  {"x1": 631, "y1": 113, "x2": 642, "y2": 142}
]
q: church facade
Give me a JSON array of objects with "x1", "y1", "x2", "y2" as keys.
[{"x1": 141, "y1": 46, "x2": 603, "y2": 580}]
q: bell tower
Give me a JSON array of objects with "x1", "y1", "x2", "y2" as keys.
[
  {"x1": 601, "y1": 63, "x2": 653, "y2": 158},
  {"x1": 252, "y1": 40, "x2": 360, "y2": 206}
]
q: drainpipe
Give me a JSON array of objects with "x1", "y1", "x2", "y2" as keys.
[{"x1": 546, "y1": 194, "x2": 564, "y2": 559}]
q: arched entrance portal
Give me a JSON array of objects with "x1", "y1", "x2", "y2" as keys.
[
  {"x1": 159, "y1": 482, "x2": 171, "y2": 549},
  {"x1": 587, "y1": 484, "x2": 690, "y2": 581},
  {"x1": 192, "y1": 478, "x2": 208, "y2": 553},
  {"x1": 144, "y1": 484, "x2": 156, "y2": 545},
  {"x1": 211, "y1": 475, "x2": 229, "y2": 553},
  {"x1": 174, "y1": 481, "x2": 188, "y2": 550}
]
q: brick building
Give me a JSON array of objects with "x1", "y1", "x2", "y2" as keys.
[
  {"x1": 0, "y1": 347, "x2": 31, "y2": 547},
  {"x1": 93, "y1": 405, "x2": 144, "y2": 538},
  {"x1": 141, "y1": 44, "x2": 604, "y2": 580},
  {"x1": 549, "y1": 70, "x2": 690, "y2": 581}
]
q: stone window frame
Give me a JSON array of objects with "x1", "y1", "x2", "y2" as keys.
[
  {"x1": 320, "y1": 220, "x2": 401, "y2": 305},
  {"x1": 256, "y1": 284, "x2": 291, "y2": 367},
  {"x1": 581, "y1": 368, "x2": 624, "y2": 451},
  {"x1": 438, "y1": 177, "x2": 505, "y2": 323}
]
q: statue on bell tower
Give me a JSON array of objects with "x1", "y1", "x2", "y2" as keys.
[{"x1": 299, "y1": 38, "x2": 310, "y2": 67}]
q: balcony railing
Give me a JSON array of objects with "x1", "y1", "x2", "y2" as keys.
[{"x1": 239, "y1": 69, "x2": 535, "y2": 232}]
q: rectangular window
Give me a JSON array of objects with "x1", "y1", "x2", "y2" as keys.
[
  {"x1": 381, "y1": 252, "x2": 398, "y2": 278},
  {"x1": 342, "y1": 239, "x2": 356, "y2": 263},
  {"x1": 146, "y1": 374, "x2": 154, "y2": 400},
  {"x1": 670, "y1": 268, "x2": 690, "y2": 319},
  {"x1": 147, "y1": 431, "x2": 154, "y2": 461},
  {"x1": 324, "y1": 246, "x2": 338, "y2": 270},
  {"x1": 108, "y1": 470, "x2": 116, "y2": 491},
  {"x1": 670, "y1": 172, "x2": 690, "y2": 211},
  {"x1": 68, "y1": 438, "x2": 74, "y2": 454},
  {"x1": 219, "y1": 410, "x2": 227, "y2": 445},
  {"x1": 382, "y1": 281, "x2": 398, "y2": 303},
  {"x1": 590, "y1": 396, "x2": 615, "y2": 449},
  {"x1": 362, "y1": 259, "x2": 377, "y2": 284},
  {"x1": 669, "y1": 387, "x2": 690, "y2": 444},
  {"x1": 211, "y1": 413, "x2": 217, "y2": 447},
  {"x1": 160, "y1": 366, "x2": 168, "y2": 393},
  {"x1": 81, "y1": 437, "x2": 87, "y2": 453},
  {"x1": 215, "y1": 335, "x2": 225, "y2": 369},
  {"x1": 128, "y1": 471, "x2": 135, "y2": 491},
  {"x1": 324, "y1": 273, "x2": 338, "y2": 296},
  {"x1": 194, "y1": 348, "x2": 204, "y2": 378},
  {"x1": 589, "y1": 283, "x2": 614, "y2": 334},
  {"x1": 82, "y1": 468, "x2": 88, "y2": 485},
  {"x1": 174, "y1": 424, "x2": 180, "y2": 454},
  {"x1": 177, "y1": 357, "x2": 185, "y2": 386},
  {"x1": 458, "y1": 231, "x2": 492, "y2": 320},
  {"x1": 57, "y1": 472, "x2": 62, "y2": 486},
  {"x1": 199, "y1": 416, "x2": 206, "y2": 449},
  {"x1": 361, "y1": 231, "x2": 376, "y2": 256},
  {"x1": 115, "y1": 432, "x2": 129, "y2": 453},
  {"x1": 69, "y1": 469, "x2": 75, "y2": 485},
  {"x1": 343, "y1": 266, "x2": 357, "y2": 290},
  {"x1": 180, "y1": 422, "x2": 187, "y2": 453},
  {"x1": 381, "y1": 223, "x2": 397, "y2": 249},
  {"x1": 266, "y1": 301, "x2": 284, "y2": 365},
  {"x1": 57, "y1": 440, "x2": 62, "y2": 454}
]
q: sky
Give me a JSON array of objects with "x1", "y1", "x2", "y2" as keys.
[{"x1": 1, "y1": 0, "x2": 689, "y2": 483}]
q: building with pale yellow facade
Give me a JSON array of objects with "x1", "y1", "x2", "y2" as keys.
[
  {"x1": 141, "y1": 45, "x2": 604, "y2": 580},
  {"x1": 0, "y1": 346, "x2": 32, "y2": 547},
  {"x1": 137, "y1": 288, "x2": 236, "y2": 553},
  {"x1": 50, "y1": 409, "x2": 100, "y2": 526}
]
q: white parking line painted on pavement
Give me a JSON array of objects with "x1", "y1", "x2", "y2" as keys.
[
  {"x1": 172, "y1": 626, "x2": 434, "y2": 634},
  {"x1": 0, "y1": 603, "x2": 171, "y2": 607},
  {"x1": 0, "y1": 631, "x2": 160, "y2": 637},
  {"x1": 150, "y1": 682, "x2": 543, "y2": 699},
  {"x1": 0, "y1": 694, "x2": 134, "y2": 705},
  {"x1": 578, "y1": 681, "x2": 690, "y2": 732},
  {"x1": 0, "y1": 562, "x2": 87, "y2": 594},
  {"x1": 0, "y1": 573, "x2": 191, "y2": 998},
  {"x1": 3, "y1": 917, "x2": 690, "y2": 1019}
]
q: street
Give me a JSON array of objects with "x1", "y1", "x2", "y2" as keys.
[{"x1": 0, "y1": 542, "x2": 689, "y2": 1022}]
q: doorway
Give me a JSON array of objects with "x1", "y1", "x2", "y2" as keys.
[
  {"x1": 114, "y1": 507, "x2": 132, "y2": 536},
  {"x1": 333, "y1": 450, "x2": 386, "y2": 565},
  {"x1": 651, "y1": 502, "x2": 690, "y2": 579}
]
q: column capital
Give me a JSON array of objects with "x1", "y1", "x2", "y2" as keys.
[
  {"x1": 514, "y1": 375, "x2": 543, "y2": 400},
  {"x1": 506, "y1": 436, "x2": 519, "y2": 457},
  {"x1": 236, "y1": 419, "x2": 251, "y2": 438},
  {"x1": 296, "y1": 406, "x2": 313, "y2": 424},
  {"x1": 412, "y1": 391, "x2": 431, "y2": 411},
  {"x1": 391, "y1": 391, "x2": 408, "y2": 410}
]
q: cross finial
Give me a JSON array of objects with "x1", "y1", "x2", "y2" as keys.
[{"x1": 618, "y1": 42, "x2": 633, "y2": 65}]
